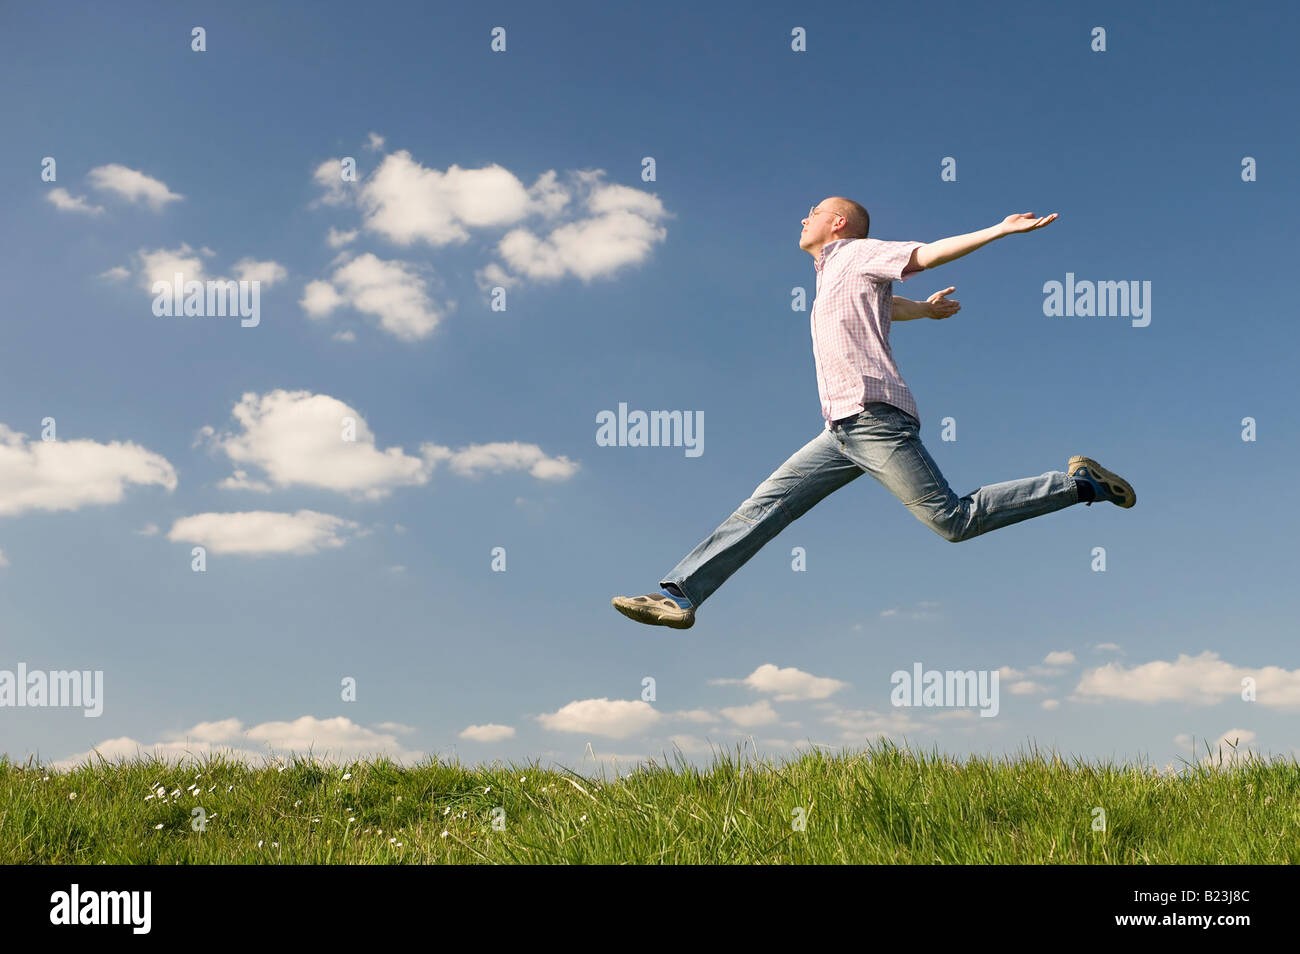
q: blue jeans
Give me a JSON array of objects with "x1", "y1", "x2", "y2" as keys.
[{"x1": 661, "y1": 401, "x2": 1080, "y2": 606}]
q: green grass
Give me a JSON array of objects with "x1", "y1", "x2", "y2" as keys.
[{"x1": 4, "y1": 738, "x2": 1298, "y2": 863}]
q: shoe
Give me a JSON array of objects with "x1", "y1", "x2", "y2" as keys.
[
  {"x1": 611, "y1": 591, "x2": 696, "y2": 629},
  {"x1": 1067, "y1": 456, "x2": 1136, "y2": 508}
]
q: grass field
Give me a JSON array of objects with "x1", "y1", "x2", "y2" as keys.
[{"x1": 3, "y1": 738, "x2": 1297, "y2": 864}]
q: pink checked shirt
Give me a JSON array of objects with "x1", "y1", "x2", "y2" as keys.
[{"x1": 811, "y1": 237, "x2": 926, "y2": 429}]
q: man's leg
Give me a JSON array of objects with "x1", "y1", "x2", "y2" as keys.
[
  {"x1": 660, "y1": 426, "x2": 863, "y2": 606},
  {"x1": 839, "y1": 402, "x2": 1079, "y2": 542}
]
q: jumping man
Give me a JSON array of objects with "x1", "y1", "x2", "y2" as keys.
[{"x1": 612, "y1": 197, "x2": 1135, "y2": 629}]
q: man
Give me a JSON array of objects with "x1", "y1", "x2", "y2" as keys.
[{"x1": 612, "y1": 197, "x2": 1134, "y2": 630}]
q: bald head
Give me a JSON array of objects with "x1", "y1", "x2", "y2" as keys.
[{"x1": 824, "y1": 197, "x2": 870, "y2": 240}]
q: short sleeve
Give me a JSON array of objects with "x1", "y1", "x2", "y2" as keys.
[{"x1": 852, "y1": 239, "x2": 925, "y2": 282}]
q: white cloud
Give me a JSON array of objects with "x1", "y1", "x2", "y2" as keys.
[
  {"x1": 47, "y1": 188, "x2": 103, "y2": 215},
  {"x1": 54, "y1": 714, "x2": 425, "y2": 769},
  {"x1": 365, "y1": 132, "x2": 386, "y2": 151},
  {"x1": 131, "y1": 246, "x2": 285, "y2": 295},
  {"x1": 1008, "y1": 680, "x2": 1046, "y2": 695},
  {"x1": 137, "y1": 243, "x2": 208, "y2": 291},
  {"x1": 536, "y1": 698, "x2": 662, "y2": 739},
  {"x1": 526, "y1": 168, "x2": 570, "y2": 218},
  {"x1": 0, "y1": 422, "x2": 176, "y2": 517},
  {"x1": 232, "y1": 258, "x2": 288, "y2": 287},
  {"x1": 203, "y1": 391, "x2": 580, "y2": 496},
  {"x1": 1041, "y1": 699, "x2": 1060, "y2": 710},
  {"x1": 135, "y1": 523, "x2": 159, "y2": 536},
  {"x1": 327, "y1": 227, "x2": 359, "y2": 248},
  {"x1": 720, "y1": 699, "x2": 779, "y2": 727},
  {"x1": 359, "y1": 152, "x2": 534, "y2": 246},
  {"x1": 167, "y1": 510, "x2": 359, "y2": 555},
  {"x1": 734, "y1": 663, "x2": 848, "y2": 701},
  {"x1": 87, "y1": 164, "x2": 182, "y2": 210},
  {"x1": 672, "y1": 709, "x2": 717, "y2": 724},
  {"x1": 459, "y1": 723, "x2": 516, "y2": 742},
  {"x1": 1073, "y1": 651, "x2": 1300, "y2": 710},
  {"x1": 302, "y1": 253, "x2": 448, "y2": 341},
  {"x1": 474, "y1": 261, "x2": 517, "y2": 291},
  {"x1": 423, "y1": 441, "x2": 579, "y2": 481},
  {"x1": 312, "y1": 158, "x2": 356, "y2": 207},
  {"x1": 1043, "y1": 651, "x2": 1076, "y2": 666},
  {"x1": 495, "y1": 181, "x2": 669, "y2": 283},
  {"x1": 1094, "y1": 642, "x2": 1124, "y2": 653},
  {"x1": 205, "y1": 389, "x2": 435, "y2": 499},
  {"x1": 99, "y1": 265, "x2": 130, "y2": 281},
  {"x1": 300, "y1": 279, "x2": 345, "y2": 317}
]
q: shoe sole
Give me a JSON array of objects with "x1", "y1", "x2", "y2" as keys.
[
  {"x1": 611, "y1": 596, "x2": 695, "y2": 629},
  {"x1": 1068, "y1": 456, "x2": 1136, "y2": 508}
]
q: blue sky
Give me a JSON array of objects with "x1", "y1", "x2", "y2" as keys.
[{"x1": 2, "y1": 0, "x2": 1297, "y2": 776}]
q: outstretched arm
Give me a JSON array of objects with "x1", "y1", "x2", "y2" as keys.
[
  {"x1": 893, "y1": 287, "x2": 961, "y2": 322},
  {"x1": 910, "y1": 212, "x2": 1058, "y2": 271},
  {"x1": 891, "y1": 296, "x2": 926, "y2": 321}
]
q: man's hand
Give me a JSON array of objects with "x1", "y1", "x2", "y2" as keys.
[
  {"x1": 998, "y1": 211, "x2": 1058, "y2": 236},
  {"x1": 924, "y1": 286, "x2": 960, "y2": 320}
]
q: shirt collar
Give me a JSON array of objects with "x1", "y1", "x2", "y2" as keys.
[{"x1": 814, "y1": 238, "x2": 853, "y2": 272}]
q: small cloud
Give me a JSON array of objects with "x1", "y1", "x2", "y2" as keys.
[
  {"x1": 1043, "y1": 651, "x2": 1076, "y2": 666},
  {"x1": 135, "y1": 523, "x2": 160, "y2": 536},
  {"x1": 167, "y1": 510, "x2": 360, "y2": 556},
  {"x1": 720, "y1": 700, "x2": 779, "y2": 727},
  {"x1": 459, "y1": 723, "x2": 515, "y2": 742},
  {"x1": 99, "y1": 265, "x2": 130, "y2": 281},
  {"x1": 327, "y1": 227, "x2": 359, "y2": 248},
  {"x1": 231, "y1": 258, "x2": 288, "y2": 287},
  {"x1": 1040, "y1": 699, "x2": 1060, "y2": 710},
  {"x1": 738, "y1": 663, "x2": 848, "y2": 701},
  {"x1": 537, "y1": 699, "x2": 661, "y2": 739},
  {"x1": 312, "y1": 158, "x2": 357, "y2": 207},
  {"x1": 47, "y1": 188, "x2": 103, "y2": 215},
  {"x1": 87, "y1": 164, "x2": 182, "y2": 210},
  {"x1": 365, "y1": 132, "x2": 386, "y2": 151}
]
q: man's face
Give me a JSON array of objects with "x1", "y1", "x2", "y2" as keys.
[{"x1": 800, "y1": 198, "x2": 847, "y2": 252}]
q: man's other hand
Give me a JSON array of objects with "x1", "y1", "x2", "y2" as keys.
[{"x1": 925, "y1": 286, "x2": 961, "y2": 320}]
